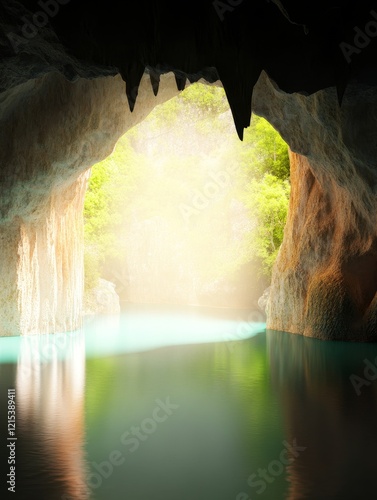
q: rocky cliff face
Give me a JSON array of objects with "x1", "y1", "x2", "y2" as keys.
[
  {"x1": 16, "y1": 171, "x2": 89, "y2": 335},
  {"x1": 4, "y1": 69, "x2": 377, "y2": 339},
  {"x1": 253, "y1": 74, "x2": 377, "y2": 340},
  {"x1": 269, "y1": 151, "x2": 377, "y2": 340}
]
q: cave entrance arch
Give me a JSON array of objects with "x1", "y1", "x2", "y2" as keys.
[
  {"x1": 83, "y1": 81, "x2": 290, "y2": 314},
  {"x1": 2, "y1": 68, "x2": 377, "y2": 342}
]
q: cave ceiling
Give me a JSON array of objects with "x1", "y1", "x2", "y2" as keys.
[{"x1": 1, "y1": 0, "x2": 377, "y2": 138}]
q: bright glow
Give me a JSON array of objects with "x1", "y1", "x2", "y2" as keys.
[
  {"x1": 83, "y1": 82, "x2": 290, "y2": 310},
  {"x1": 0, "y1": 330, "x2": 84, "y2": 364},
  {"x1": 83, "y1": 310, "x2": 266, "y2": 356},
  {"x1": 0, "y1": 311, "x2": 265, "y2": 363}
]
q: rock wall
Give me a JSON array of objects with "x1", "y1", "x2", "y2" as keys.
[
  {"x1": 0, "y1": 72, "x2": 178, "y2": 336},
  {"x1": 17, "y1": 171, "x2": 89, "y2": 335},
  {"x1": 84, "y1": 279, "x2": 120, "y2": 316},
  {"x1": 253, "y1": 73, "x2": 377, "y2": 340},
  {"x1": 3, "y1": 65, "x2": 377, "y2": 340}
]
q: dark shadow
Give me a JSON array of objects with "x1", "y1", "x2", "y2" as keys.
[{"x1": 267, "y1": 330, "x2": 377, "y2": 499}]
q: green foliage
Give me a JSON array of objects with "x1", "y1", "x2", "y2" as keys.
[
  {"x1": 147, "y1": 83, "x2": 229, "y2": 136},
  {"x1": 243, "y1": 174, "x2": 290, "y2": 276},
  {"x1": 237, "y1": 115, "x2": 290, "y2": 181},
  {"x1": 83, "y1": 82, "x2": 291, "y2": 301},
  {"x1": 145, "y1": 96, "x2": 180, "y2": 131},
  {"x1": 83, "y1": 135, "x2": 145, "y2": 289},
  {"x1": 84, "y1": 251, "x2": 100, "y2": 292},
  {"x1": 179, "y1": 84, "x2": 229, "y2": 115}
]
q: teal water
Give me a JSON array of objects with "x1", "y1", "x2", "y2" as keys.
[{"x1": 1, "y1": 307, "x2": 377, "y2": 499}]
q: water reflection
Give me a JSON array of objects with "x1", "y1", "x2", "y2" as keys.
[
  {"x1": 3, "y1": 313, "x2": 377, "y2": 499},
  {"x1": 15, "y1": 332, "x2": 88, "y2": 500},
  {"x1": 83, "y1": 306, "x2": 265, "y2": 356},
  {"x1": 83, "y1": 331, "x2": 287, "y2": 500},
  {"x1": 267, "y1": 330, "x2": 377, "y2": 499}
]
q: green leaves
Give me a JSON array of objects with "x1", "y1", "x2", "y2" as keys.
[
  {"x1": 83, "y1": 82, "x2": 290, "y2": 299},
  {"x1": 240, "y1": 116, "x2": 290, "y2": 181},
  {"x1": 83, "y1": 136, "x2": 145, "y2": 291},
  {"x1": 179, "y1": 84, "x2": 229, "y2": 115},
  {"x1": 243, "y1": 174, "x2": 290, "y2": 277}
]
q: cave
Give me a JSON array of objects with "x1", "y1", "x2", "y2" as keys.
[{"x1": 1, "y1": 0, "x2": 377, "y2": 341}]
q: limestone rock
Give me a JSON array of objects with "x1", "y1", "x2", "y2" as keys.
[
  {"x1": 258, "y1": 287, "x2": 270, "y2": 315},
  {"x1": 84, "y1": 279, "x2": 120, "y2": 316},
  {"x1": 1, "y1": 1, "x2": 377, "y2": 340},
  {"x1": 0, "y1": 72, "x2": 178, "y2": 336},
  {"x1": 253, "y1": 74, "x2": 377, "y2": 340}
]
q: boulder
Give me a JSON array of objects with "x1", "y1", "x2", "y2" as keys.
[{"x1": 84, "y1": 279, "x2": 120, "y2": 316}]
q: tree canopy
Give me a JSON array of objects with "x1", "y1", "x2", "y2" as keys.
[{"x1": 83, "y1": 82, "x2": 290, "y2": 306}]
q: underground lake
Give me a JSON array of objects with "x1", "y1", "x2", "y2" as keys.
[
  {"x1": 3, "y1": 2, "x2": 377, "y2": 499},
  {"x1": 1, "y1": 306, "x2": 377, "y2": 499}
]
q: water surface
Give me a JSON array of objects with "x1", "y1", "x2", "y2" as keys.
[{"x1": 1, "y1": 306, "x2": 377, "y2": 499}]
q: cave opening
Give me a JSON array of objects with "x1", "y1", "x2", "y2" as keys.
[
  {"x1": 82, "y1": 80, "x2": 290, "y2": 331},
  {"x1": 3, "y1": 2, "x2": 377, "y2": 497}
]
